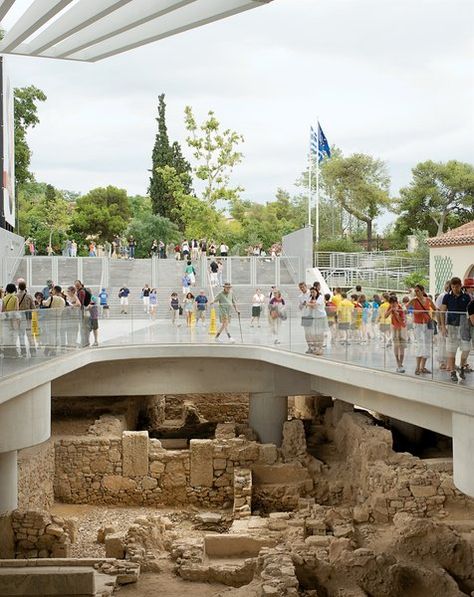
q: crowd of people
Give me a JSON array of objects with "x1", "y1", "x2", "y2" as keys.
[
  {"x1": 1, "y1": 271, "x2": 472, "y2": 383},
  {"x1": 0, "y1": 278, "x2": 101, "y2": 358}
]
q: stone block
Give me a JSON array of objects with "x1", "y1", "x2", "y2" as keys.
[
  {"x1": 122, "y1": 431, "x2": 149, "y2": 477},
  {"x1": 149, "y1": 461, "x2": 165, "y2": 475},
  {"x1": 142, "y1": 476, "x2": 158, "y2": 491},
  {"x1": 190, "y1": 440, "x2": 214, "y2": 488},
  {"x1": 204, "y1": 534, "x2": 277, "y2": 557},
  {"x1": 259, "y1": 444, "x2": 278, "y2": 465},
  {"x1": 410, "y1": 484, "x2": 437, "y2": 498},
  {"x1": 105, "y1": 533, "x2": 125, "y2": 559},
  {"x1": 0, "y1": 567, "x2": 95, "y2": 596}
]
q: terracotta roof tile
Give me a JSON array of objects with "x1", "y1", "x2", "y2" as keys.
[{"x1": 427, "y1": 220, "x2": 474, "y2": 247}]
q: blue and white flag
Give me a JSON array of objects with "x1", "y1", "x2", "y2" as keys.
[{"x1": 310, "y1": 122, "x2": 331, "y2": 163}]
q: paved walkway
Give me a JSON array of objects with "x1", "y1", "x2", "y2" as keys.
[{"x1": 1, "y1": 314, "x2": 473, "y2": 388}]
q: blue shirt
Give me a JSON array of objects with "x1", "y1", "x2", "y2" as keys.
[
  {"x1": 442, "y1": 292, "x2": 471, "y2": 326},
  {"x1": 195, "y1": 295, "x2": 208, "y2": 310},
  {"x1": 99, "y1": 291, "x2": 108, "y2": 305}
]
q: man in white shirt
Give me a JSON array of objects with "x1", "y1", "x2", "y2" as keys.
[
  {"x1": 251, "y1": 288, "x2": 265, "y2": 327},
  {"x1": 220, "y1": 243, "x2": 229, "y2": 257}
]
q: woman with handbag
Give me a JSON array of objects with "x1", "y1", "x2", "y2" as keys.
[{"x1": 406, "y1": 284, "x2": 437, "y2": 375}]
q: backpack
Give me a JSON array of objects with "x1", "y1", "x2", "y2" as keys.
[{"x1": 83, "y1": 288, "x2": 92, "y2": 307}]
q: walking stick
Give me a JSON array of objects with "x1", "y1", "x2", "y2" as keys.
[{"x1": 237, "y1": 311, "x2": 243, "y2": 343}]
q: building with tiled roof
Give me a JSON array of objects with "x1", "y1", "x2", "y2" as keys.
[{"x1": 428, "y1": 221, "x2": 474, "y2": 294}]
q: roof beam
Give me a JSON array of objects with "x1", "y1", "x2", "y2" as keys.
[
  {"x1": 0, "y1": 0, "x2": 16, "y2": 22},
  {"x1": 46, "y1": 0, "x2": 199, "y2": 60},
  {"x1": 62, "y1": 0, "x2": 263, "y2": 62},
  {"x1": 25, "y1": 0, "x2": 135, "y2": 55},
  {"x1": 1, "y1": 0, "x2": 75, "y2": 52}
]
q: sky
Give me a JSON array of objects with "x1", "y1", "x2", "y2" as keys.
[{"x1": 3, "y1": 0, "x2": 474, "y2": 228}]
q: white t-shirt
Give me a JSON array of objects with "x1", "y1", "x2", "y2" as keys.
[
  {"x1": 220, "y1": 244, "x2": 228, "y2": 253},
  {"x1": 435, "y1": 291, "x2": 447, "y2": 309},
  {"x1": 252, "y1": 293, "x2": 265, "y2": 307},
  {"x1": 298, "y1": 290, "x2": 310, "y2": 310},
  {"x1": 310, "y1": 293, "x2": 327, "y2": 319}
]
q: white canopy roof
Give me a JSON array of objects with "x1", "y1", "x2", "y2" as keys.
[{"x1": 0, "y1": 0, "x2": 273, "y2": 62}]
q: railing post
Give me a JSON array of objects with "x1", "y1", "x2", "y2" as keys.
[
  {"x1": 26, "y1": 257, "x2": 32, "y2": 288},
  {"x1": 52, "y1": 257, "x2": 58, "y2": 284},
  {"x1": 151, "y1": 257, "x2": 157, "y2": 288},
  {"x1": 77, "y1": 257, "x2": 83, "y2": 283},
  {"x1": 227, "y1": 257, "x2": 232, "y2": 285},
  {"x1": 250, "y1": 257, "x2": 256, "y2": 287},
  {"x1": 275, "y1": 256, "x2": 280, "y2": 287}
]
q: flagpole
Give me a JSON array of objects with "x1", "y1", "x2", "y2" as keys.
[
  {"x1": 308, "y1": 143, "x2": 312, "y2": 227},
  {"x1": 315, "y1": 119, "x2": 320, "y2": 244}
]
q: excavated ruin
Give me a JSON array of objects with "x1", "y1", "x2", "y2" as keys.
[{"x1": 1, "y1": 392, "x2": 474, "y2": 597}]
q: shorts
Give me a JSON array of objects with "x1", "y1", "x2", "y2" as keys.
[
  {"x1": 102, "y1": 305, "x2": 109, "y2": 310},
  {"x1": 252, "y1": 306, "x2": 262, "y2": 317},
  {"x1": 392, "y1": 327, "x2": 407, "y2": 345},
  {"x1": 380, "y1": 323, "x2": 391, "y2": 333},
  {"x1": 446, "y1": 325, "x2": 471, "y2": 355},
  {"x1": 120, "y1": 297, "x2": 129, "y2": 305},
  {"x1": 89, "y1": 319, "x2": 98, "y2": 331},
  {"x1": 338, "y1": 322, "x2": 350, "y2": 330}
]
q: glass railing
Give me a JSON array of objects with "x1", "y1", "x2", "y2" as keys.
[{"x1": 0, "y1": 304, "x2": 472, "y2": 388}]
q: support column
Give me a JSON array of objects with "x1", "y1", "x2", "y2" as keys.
[
  {"x1": 0, "y1": 451, "x2": 18, "y2": 513},
  {"x1": 452, "y1": 412, "x2": 474, "y2": 497},
  {"x1": 249, "y1": 392, "x2": 287, "y2": 446}
]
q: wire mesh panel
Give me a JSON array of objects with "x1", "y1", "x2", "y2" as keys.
[
  {"x1": 31, "y1": 258, "x2": 53, "y2": 287},
  {"x1": 279, "y1": 256, "x2": 300, "y2": 285},
  {"x1": 6, "y1": 256, "x2": 27, "y2": 284},
  {"x1": 256, "y1": 258, "x2": 276, "y2": 286},
  {"x1": 231, "y1": 257, "x2": 252, "y2": 285},
  {"x1": 58, "y1": 258, "x2": 78, "y2": 288},
  {"x1": 82, "y1": 258, "x2": 103, "y2": 286}
]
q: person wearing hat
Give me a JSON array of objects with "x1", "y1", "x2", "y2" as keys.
[{"x1": 211, "y1": 282, "x2": 240, "y2": 343}]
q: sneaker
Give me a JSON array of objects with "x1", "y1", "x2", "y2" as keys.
[
  {"x1": 228, "y1": 337, "x2": 236, "y2": 344},
  {"x1": 215, "y1": 336, "x2": 223, "y2": 343},
  {"x1": 274, "y1": 339, "x2": 281, "y2": 344},
  {"x1": 458, "y1": 367, "x2": 466, "y2": 380},
  {"x1": 396, "y1": 367, "x2": 404, "y2": 373},
  {"x1": 93, "y1": 342, "x2": 99, "y2": 347},
  {"x1": 305, "y1": 348, "x2": 313, "y2": 354},
  {"x1": 450, "y1": 371, "x2": 458, "y2": 383}
]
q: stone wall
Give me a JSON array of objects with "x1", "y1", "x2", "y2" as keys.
[
  {"x1": 54, "y1": 432, "x2": 278, "y2": 507},
  {"x1": 331, "y1": 408, "x2": 461, "y2": 521},
  {"x1": 163, "y1": 393, "x2": 249, "y2": 423},
  {"x1": 17, "y1": 440, "x2": 55, "y2": 511},
  {"x1": 10, "y1": 510, "x2": 73, "y2": 559}
]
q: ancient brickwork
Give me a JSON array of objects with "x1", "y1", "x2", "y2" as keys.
[
  {"x1": 163, "y1": 393, "x2": 249, "y2": 423},
  {"x1": 332, "y1": 410, "x2": 461, "y2": 521},
  {"x1": 233, "y1": 469, "x2": 252, "y2": 519},
  {"x1": 54, "y1": 432, "x2": 278, "y2": 507},
  {"x1": 10, "y1": 510, "x2": 73, "y2": 559},
  {"x1": 17, "y1": 440, "x2": 55, "y2": 511}
]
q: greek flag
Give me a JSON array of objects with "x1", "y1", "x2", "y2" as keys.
[{"x1": 310, "y1": 122, "x2": 331, "y2": 162}]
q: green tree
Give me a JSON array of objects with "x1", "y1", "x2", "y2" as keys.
[
  {"x1": 395, "y1": 160, "x2": 474, "y2": 238},
  {"x1": 323, "y1": 152, "x2": 391, "y2": 250},
  {"x1": 72, "y1": 186, "x2": 131, "y2": 242},
  {"x1": 38, "y1": 184, "x2": 71, "y2": 252},
  {"x1": 148, "y1": 94, "x2": 191, "y2": 225},
  {"x1": 184, "y1": 106, "x2": 244, "y2": 204},
  {"x1": 127, "y1": 212, "x2": 179, "y2": 258},
  {"x1": 14, "y1": 86, "x2": 47, "y2": 185}
]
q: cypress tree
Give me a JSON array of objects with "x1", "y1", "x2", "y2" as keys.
[{"x1": 148, "y1": 94, "x2": 192, "y2": 227}]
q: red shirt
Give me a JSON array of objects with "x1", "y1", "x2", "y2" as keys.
[
  {"x1": 412, "y1": 297, "x2": 431, "y2": 325},
  {"x1": 391, "y1": 304, "x2": 406, "y2": 329}
]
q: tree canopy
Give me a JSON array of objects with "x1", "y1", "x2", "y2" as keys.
[{"x1": 394, "y1": 160, "x2": 474, "y2": 238}]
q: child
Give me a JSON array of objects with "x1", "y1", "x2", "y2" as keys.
[
  {"x1": 195, "y1": 290, "x2": 208, "y2": 324},
  {"x1": 385, "y1": 295, "x2": 407, "y2": 373},
  {"x1": 98, "y1": 288, "x2": 109, "y2": 318},
  {"x1": 149, "y1": 288, "x2": 158, "y2": 320},
  {"x1": 182, "y1": 274, "x2": 191, "y2": 296},
  {"x1": 169, "y1": 292, "x2": 181, "y2": 326},
  {"x1": 183, "y1": 292, "x2": 195, "y2": 327}
]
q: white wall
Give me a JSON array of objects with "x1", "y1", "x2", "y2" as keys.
[{"x1": 429, "y1": 244, "x2": 474, "y2": 295}]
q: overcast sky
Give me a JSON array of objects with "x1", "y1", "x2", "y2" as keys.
[{"x1": 3, "y1": 0, "x2": 474, "y2": 227}]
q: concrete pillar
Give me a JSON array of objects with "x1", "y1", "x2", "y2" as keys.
[
  {"x1": 249, "y1": 392, "x2": 287, "y2": 446},
  {"x1": 452, "y1": 413, "x2": 474, "y2": 497},
  {"x1": 0, "y1": 451, "x2": 18, "y2": 513}
]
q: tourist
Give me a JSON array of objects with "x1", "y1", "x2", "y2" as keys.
[
  {"x1": 184, "y1": 260, "x2": 196, "y2": 286},
  {"x1": 199, "y1": 238, "x2": 207, "y2": 257},
  {"x1": 118, "y1": 286, "x2": 130, "y2": 315},
  {"x1": 66, "y1": 286, "x2": 80, "y2": 308},
  {"x1": 128, "y1": 237, "x2": 137, "y2": 259},
  {"x1": 440, "y1": 277, "x2": 472, "y2": 382},
  {"x1": 150, "y1": 239, "x2": 158, "y2": 257},
  {"x1": 220, "y1": 242, "x2": 229, "y2": 257},
  {"x1": 98, "y1": 288, "x2": 109, "y2": 318},
  {"x1": 360, "y1": 294, "x2": 371, "y2": 343},
  {"x1": 211, "y1": 282, "x2": 239, "y2": 343},
  {"x1": 182, "y1": 274, "x2": 191, "y2": 296},
  {"x1": 325, "y1": 293, "x2": 337, "y2": 344},
  {"x1": 370, "y1": 294, "x2": 381, "y2": 341},
  {"x1": 209, "y1": 242, "x2": 217, "y2": 257},
  {"x1": 268, "y1": 289, "x2": 286, "y2": 344},
  {"x1": 17, "y1": 280, "x2": 36, "y2": 357},
  {"x1": 159, "y1": 240, "x2": 166, "y2": 259},
  {"x1": 88, "y1": 241, "x2": 96, "y2": 257},
  {"x1": 182, "y1": 239, "x2": 190, "y2": 260},
  {"x1": 195, "y1": 290, "x2": 208, "y2": 324},
  {"x1": 350, "y1": 294, "x2": 363, "y2": 344},
  {"x1": 88, "y1": 296, "x2": 99, "y2": 346},
  {"x1": 166, "y1": 242, "x2": 174, "y2": 259},
  {"x1": 42, "y1": 279, "x2": 54, "y2": 301},
  {"x1": 435, "y1": 280, "x2": 451, "y2": 371},
  {"x1": 377, "y1": 293, "x2": 392, "y2": 347},
  {"x1": 337, "y1": 292, "x2": 354, "y2": 345},
  {"x1": 215, "y1": 259, "x2": 223, "y2": 286},
  {"x1": 191, "y1": 239, "x2": 199, "y2": 261},
  {"x1": 298, "y1": 282, "x2": 314, "y2": 354},
  {"x1": 407, "y1": 284, "x2": 437, "y2": 376},
  {"x1": 209, "y1": 260, "x2": 219, "y2": 287},
  {"x1": 174, "y1": 243, "x2": 181, "y2": 260},
  {"x1": 149, "y1": 289, "x2": 158, "y2": 320},
  {"x1": 461, "y1": 278, "x2": 474, "y2": 372},
  {"x1": 43, "y1": 285, "x2": 66, "y2": 355},
  {"x1": 2, "y1": 283, "x2": 20, "y2": 357},
  {"x1": 306, "y1": 286, "x2": 328, "y2": 355},
  {"x1": 183, "y1": 292, "x2": 195, "y2": 326},
  {"x1": 74, "y1": 280, "x2": 92, "y2": 347},
  {"x1": 71, "y1": 240, "x2": 77, "y2": 257},
  {"x1": 142, "y1": 284, "x2": 151, "y2": 314},
  {"x1": 385, "y1": 295, "x2": 407, "y2": 373},
  {"x1": 402, "y1": 295, "x2": 415, "y2": 344},
  {"x1": 251, "y1": 288, "x2": 265, "y2": 327},
  {"x1": 169, "y1": 292, "x2": 181, "y2": 326}
]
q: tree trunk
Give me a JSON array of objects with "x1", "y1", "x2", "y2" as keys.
[
  {"x1": 437, "y1": 211, "x2": 448, "y2": 236},
  {"x1": 367, "y1": 220, "x2": 373, "y2": 251}
]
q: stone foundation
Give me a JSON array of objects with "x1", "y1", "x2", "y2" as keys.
[{"x1": 17, "y1": 440, "x2": 55, "y2": 511}]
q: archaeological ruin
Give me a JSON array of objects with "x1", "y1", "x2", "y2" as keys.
[{"x1": 1, "y1": 390, "x2": 474, "y2": 597}]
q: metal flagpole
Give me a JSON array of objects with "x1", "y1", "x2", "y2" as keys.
[
  {"x1": 315, "y1": 120, "x2": 320, "y2": 244},
  {"x1": 308, "y1": 128, "x2": 312, "y2": 227}
]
